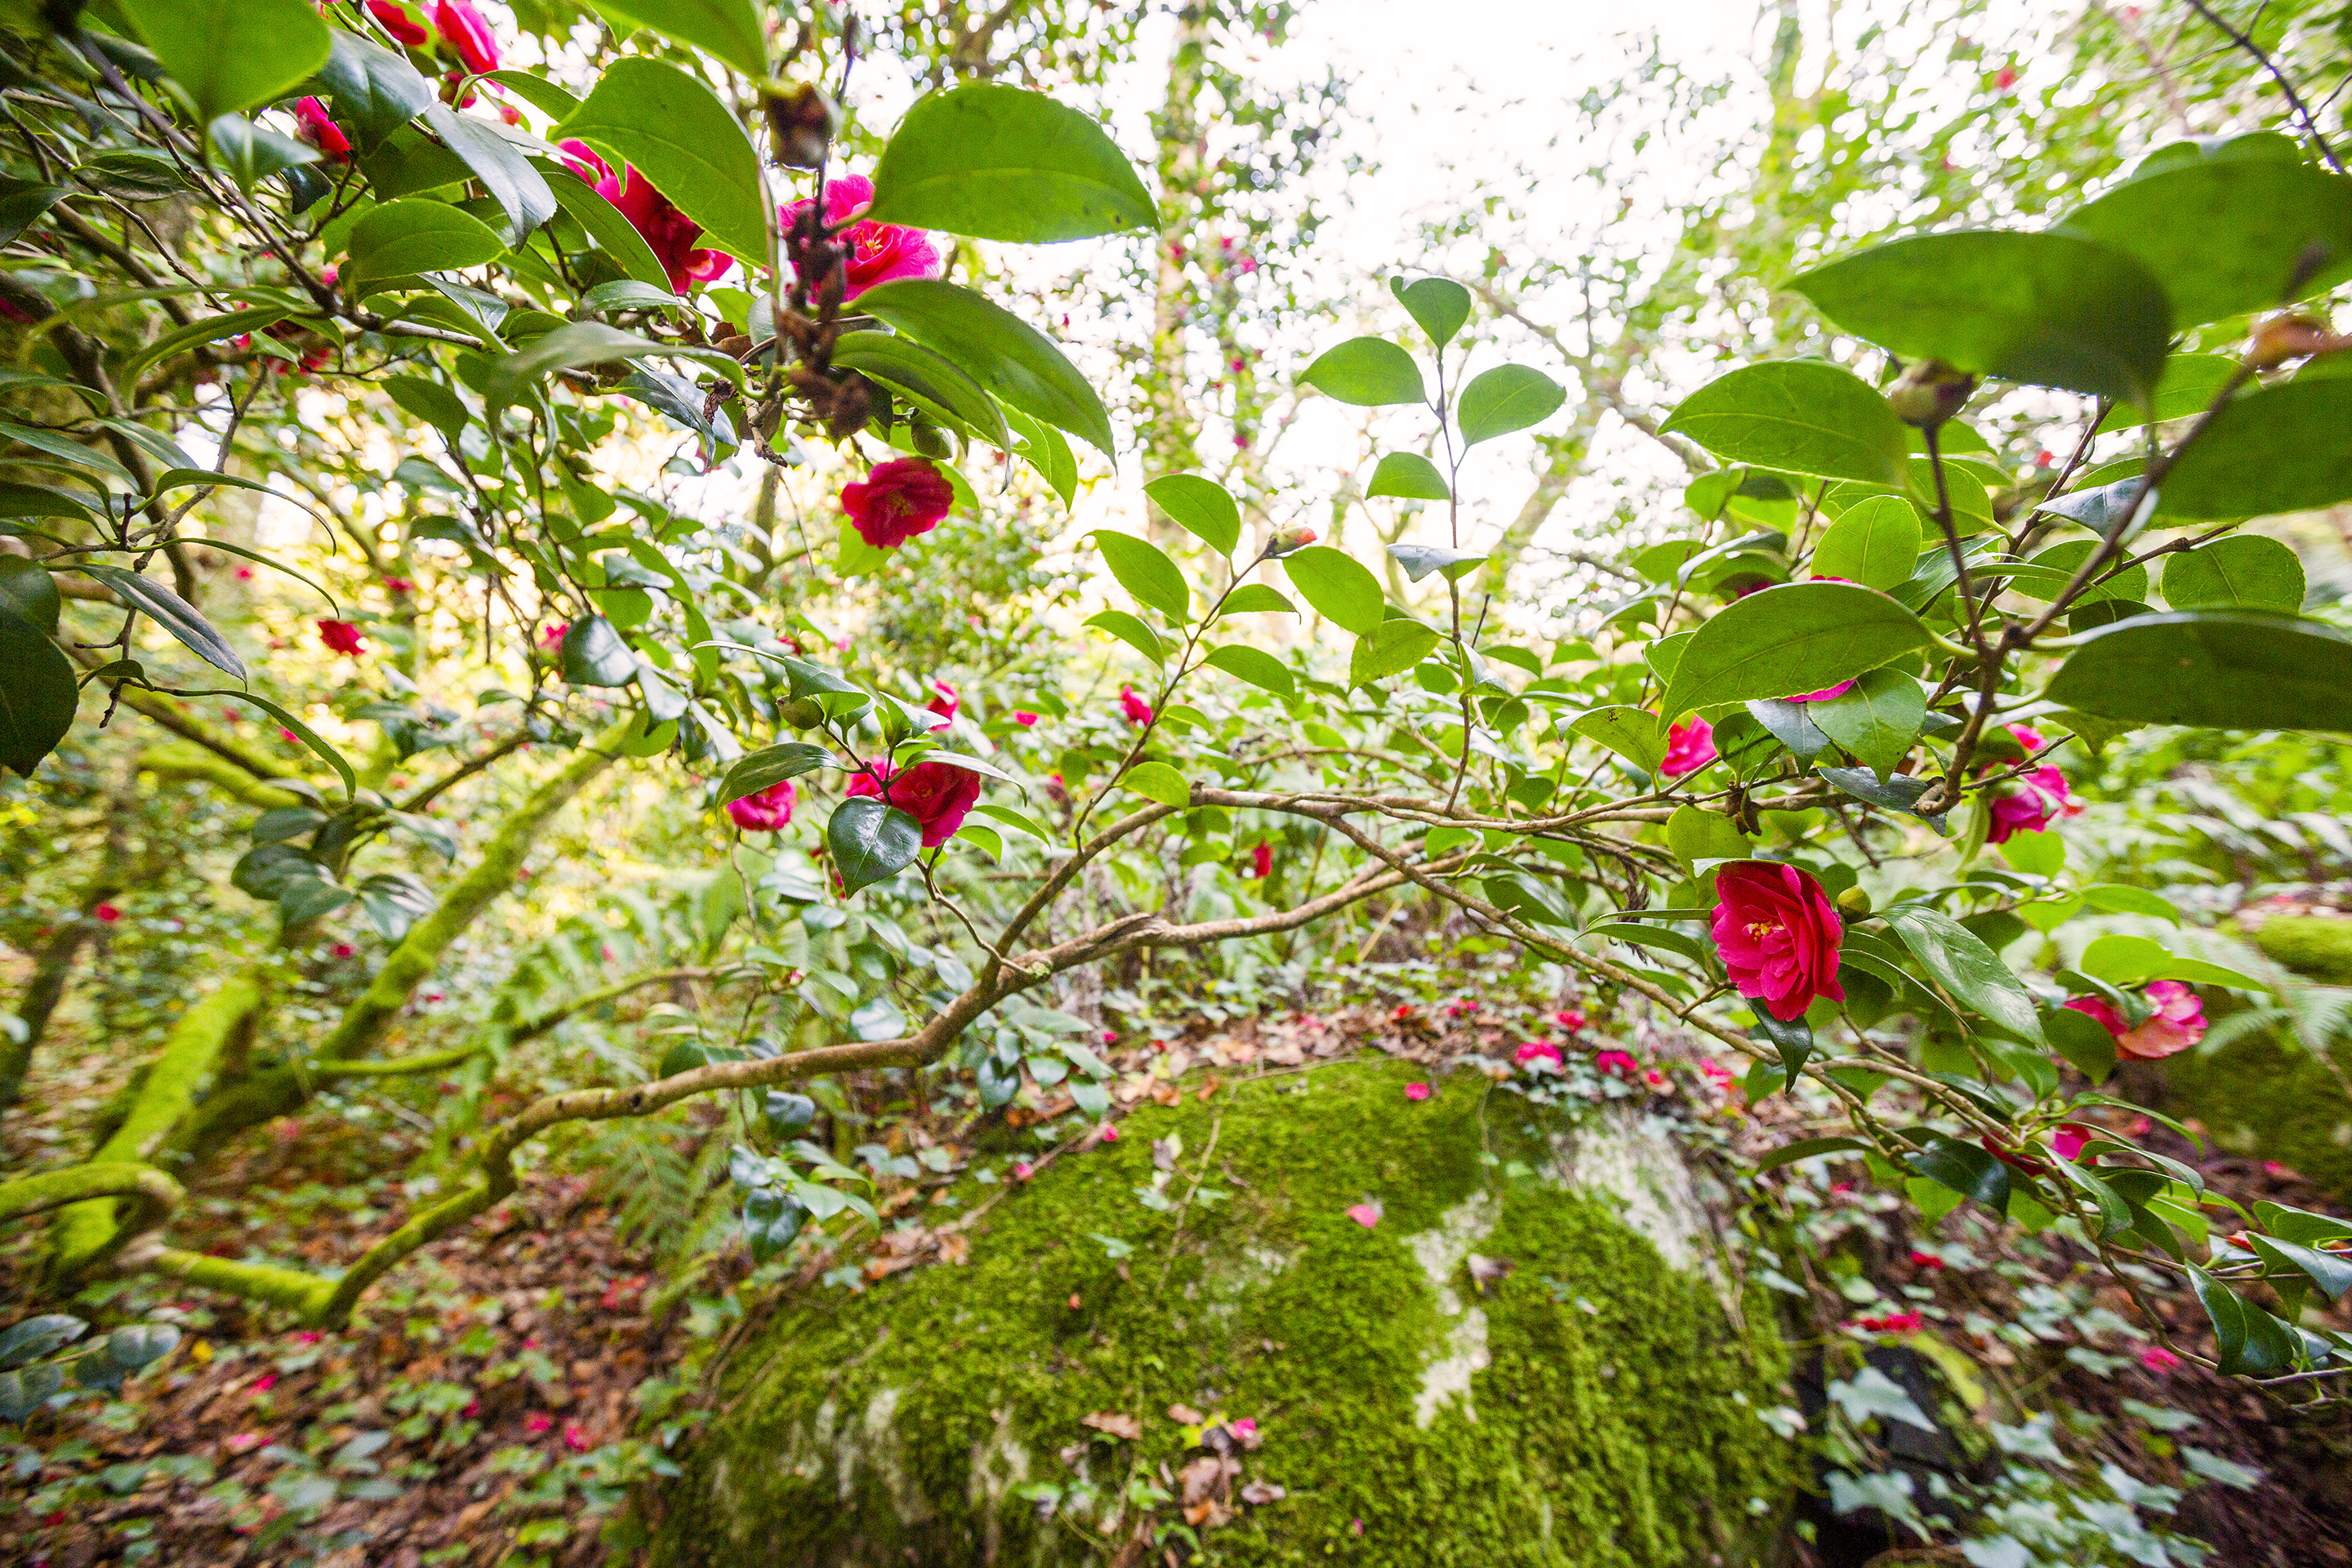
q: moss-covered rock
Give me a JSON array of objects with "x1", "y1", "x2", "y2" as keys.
[
  {"x1": 2158, "y1": 916, "x2": 2352, "y2": 1201},
  {"x1": 658, "y1": 1058, "x2": 1794, "y2": 1567}
]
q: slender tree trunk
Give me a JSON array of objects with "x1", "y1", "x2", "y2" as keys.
[{"x1": 2, "y1": 762, "x2": 136, "y2": 1112}]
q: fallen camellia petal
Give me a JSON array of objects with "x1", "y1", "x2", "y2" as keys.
[
  {"x1": 1344, "y1": 1203, "x2": 1382, "y2": 1228},
  {"x1": 1404, "y1": 1082, "x2": 1431, "y2": 1101}
]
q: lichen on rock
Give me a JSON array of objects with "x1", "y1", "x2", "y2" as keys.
[{"x1": 658, "y1": 1057, "x2": 1794, "y2": 1566}]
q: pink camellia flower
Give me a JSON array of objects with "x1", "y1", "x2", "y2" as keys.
[
  {"x1": 1230, "y1": 1417, "x2": 1258, "y2": 1441},
  {"x1": 1595, "y1": 1049, "x2": 1638, "y2": 1079},
  {"x1": 279, "y1": 728, "x2": 297, "y2": 743},
  {"x1": 433, "y1": 0, "x2": 499, "y2": 73},
  {"x1": 1555, "y1": 1008, "x2": 1586, "y2": 1034},
  {"x1": 332, "y1": 942, "x2": 355, "y2": 959},
  {"x1": 1909, "y1": 1249, "x2": 1944, "y2": 1271},
  {"x1": 2050, "y1": 1122, "x2": 2096, "y2": 1162},
  {"x1": 1642, "y1": 1067, "x2": 1671, "y2": 1090},
  {"x1": 1515, "y1": 1040, "x2": 1563, "y2": 1067},
  {"x1": 1856, "y1": 1311, "x2": 1924, "y2": 1334},
  {"x1": 1788, "y1": 679, "x2": 1855, "y2": 703},
  {"x1": 562, "y1": 1423, "x2": 590, "y2": 1452},
  {"x1": 779, "y1": 174, "x2": 945, "y2": 301},
  {"x1": 225, "y1": 1432, "x2": 266, "y2": 1454},
  {"x1": 725, "y1": 780, "x2": 796, "y2": 832},
  {"x1": 1344, "y1": 1203, "x2": 1382, "y2": 1228},
  {"x1": 1101, "y1": 1029, "x2": 1117, "y2": 1045},
  {"x1": 1013, "y1": 710, "x2": 1040, "y2": 728},
  {"x1": 1699, "y1": 1058, "x2": 1734, "y2": 1089},
  {"x1": 251, "y1": 1373, "x2": 278, "y2": 1394},
  {"x1": 1012, "y1": 1161, "x2": 1035, "y2": 1182},
  {"x1": 843, "y1": 757, "x2": 982, "y2": 848},
  {"x1": 369, "y1": 0, "x2": 432, "y2": 45},
  {"x1": 1404, "y1": 1082, "x2": 1431, "y2": 1102},
  {"x1": 2010, "y1": 724, "x2": 2047, "y2": 753},
  {"x1": 840, "y1": 456, "x2": 954, "y2": 550},
  {"x1": 293, "y1": 1330, "x2": 322, "y2": 1346},
  {"x1": 236, "y1": 566, "x2": 255, "y2": 581},
  {"x1": 525, "y1": 1411, "x2": 554, "y2": 1435},
  {"x1": 293, "y1": 98, "x2": 350, "y2": 161},
  {"x1": 93, "y1": 902, "x2": 122, "y2": 924},
  {"x1": 2140, "y1": 1344, "x2": 2180, "y2": 1374},
  {"x1": 2065, "y1": 981, "x2": 2206, "y2": 1061},
  {"x1": 1710, "y1": 861, "x2": 1845, "y2": 1022},
  {"x1": 1996, "y1": 65, "x2": 2020, "y2": 90},
  {"x1": 925, "y1": 679, "x2": 959, "y2": 722},
  {"x1": 318, "y1": 617, "x2": 366, "y2": 656},
  {"x1": 538, "y1": 621, "x2": 568, "y2": 648},
  {"x1": 1096, "y1": 1123, "x2": 1120, "y2": 1143},
  {"x1": 1252, "y1": 841, "x2": 1273, "y2": 880},
  {"x1": 558, "y1": 141, "x2": 728, "y2": 294},
  {"x1": 1119, "y1": 685, "x2": 1154, "y2": 726},
  {"x1": 1661, "y1": 716, "x2": 1716, "y2": 776},
  {"x1": 1987, "y1": 764, "x2": 2071, "y2": 844},
  {"x1": 385, "y1": 577, "x2": 414, "y2": 594}
]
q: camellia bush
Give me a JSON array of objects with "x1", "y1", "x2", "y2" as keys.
[{"x1": 2, "y1": 0, "x2": 2352, "y2": 1420}]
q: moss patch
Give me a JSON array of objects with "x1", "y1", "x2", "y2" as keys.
[{"x1": 659, "y1": 1058, "x2": 1793, "y2": 1567}]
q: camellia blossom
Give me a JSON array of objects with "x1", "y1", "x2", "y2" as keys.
[
  {"x1": 1855, "y1": 1311, "x2": 1923, "y2": 1334},
  {"x1": 559, "y1": 141, "x2": 728, "y2": 294},
  {"x1": 2065, "y1": 980, "x2": 2207, "y2": 1061},
  {"x1": 1788, "y1": 679, "x2": 1855, "y2": 703},
  {"x1": 1012, "y1": 710, "x2": 1040, "y2": 727},
  {"x1": 563, "y1": 1423, "x2": 590, "y2": 1452},
  {"x1": 539, "y1": 621, "x2": 568, "y2": 648},
  {"x1": 1516, "y1": 1040, "x2": 1563, "y2": 1067},
  {"x1": 840, "y1": 456, "x2": 954, "y2": 550},
  {"x1": 332, "y1": 942, "x2": 355, "y2": 959},
  {"x1": 1987, "y1": 764, "x2": 2072, "y2": 844},
  {"x1": 2140, "y1": 1344, "x2": 2180, "y2": 1374},
  {"x1": 1344, "y1": 1203, "x2": 1382, "y2": 1228},
  {"x1": 1699, "y1": 1058, "x2": 1734, "y2": 1089},
  {"x1": 1012, "y1": 1161, "x2": 1035, "y2": 1182},
  {"x1": 2010, "y1": 724, "x2": 2048, "y2": 754},
  {"x1": 2050, "y1": 1122, "x2": 2096, "y2": 1162},
  {"x1": 1909, "y1": 1249, "x2": 1945, "y2": 1271},
  {"x1": 433, "y1": 0, "x2": 500, "y2": 73},
  {"x1": 1252, "y1": 840, "x2": 1273, "y2": 880},
  {"x1": 1404, "y1": 1082, "x2": 1430, "y2": 1101},
  {"x1": 1595, "y1": 1049, "x2": 1638, "y2": 1079},
  {"x1": 1555, "y1": 1008, "x2": 1586, "y2": 1034},
  {"x1": 369, "y1": 0, "x2": 432, "y2": 45},
  {"x1": 93, "y1": 902, "x2": 122, "y2": 924},
  {"x1": 843, "y1": 757, "x2": 982, "y2": 848},
  {"x1": 725, "y1": 780, "x2": 796, "y2": 832},
  {"x1": 1119, "y1": 685, "x2": 1154, "y2": 727},
  {"x1": 318, "y1": 617, "x2": 366, "y2": 656},
  {"x1": 525, "y1": 1411, "x2": 554, "y2": 1435},
  {"x1": 293, "y1": 98, "x2": 351, "y2": 161},
  {"x1": 1710, "y1": 861, "x2": 1845, "y2": 1022},
  {"x1": 925, "y1": 679, "x2": 959, "y2": 722},
  {"x1": 1661, "y1": 717, "x2": 1716, "y2": 776},
  {"x1": 777, "y1": 174, "x2": 945, "y2": 301}
]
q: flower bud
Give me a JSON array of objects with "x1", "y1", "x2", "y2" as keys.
[
  {"x1": 909, "y1": 416, "x2": 954, "y2": 459},
  {"x1": 1834, "y1": 885, "x2": 1873, "y2": 916},
  {"x1": 764, "y1": 81, "x2": 836, "y2": 170},
  {"x1": 1886, "y1": 359, "x2": 1976, "y2": 428},
  {"x1": 779, "y1": 697, "x2": 826, "y2": 731},
  {"x1": 1266, "y1": 524, "x2": 1318, "y2": 556},
  {"x1": 2247, "y1": 311, "x2": 2341, "y2": 371}
]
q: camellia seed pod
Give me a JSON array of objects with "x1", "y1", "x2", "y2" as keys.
[
  {"x1": 1834, "y1": 885, "x2": 1873, "y2": 916},
  {"x1": 779, "y1": 697, "x2": 826, "y2": 731}
]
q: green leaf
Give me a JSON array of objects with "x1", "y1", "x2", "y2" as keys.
[
  {"x1": 1280, "y1": 546, "x2": 1384, "y2": 635},
  {"x1": 862, "y1": 83, "x2": 1154, "y2": 243},
  {"x1": 2250, "y1": 1232, "x2": 2352, "y2": 1303},
  {"x1": 383, "y1": 375, "x2": 469, "y2": 444},
  {"x1": 1143, "y1": 474, "x2": 1241, "y2": 555},
  {"x1": 858, "y1": 279, "x2": 1114, "y2": 456},
  {"x1": 0, "y1": 559, "x2": 60, "y2": 635},
  {"x1": 206, "y1": 113, "x2": 318, "y2": 192},
  {"x1": 1790, "y1": 229, "x2": 2171, "y2": 403},
  {"x1": 1659, "y1": 361, "x2": 1909, "y2": 486},
  {"x1": 1202, "y1": 644, "x2": 1294, "y2": 697},
  {"x1": 2097, "y1": 353, "x2": 2240, "y2": 433},
  {"x1": 0, "y1": 421, "x2": 137, "y2": 490},
  {"x1": 2078, "y1": 884, "x2": 2179, "y2": 925},
  {"x1": 1665, "y1": 804, "x2": 1749, "y2": 871},
  {"x1": 0, "y1": 179, "x2": 69, "y2": 248},
  {"x1": 1570, "y1": 706, "x2": 1667, "y2": 777},
  {"x1": 1218, "y1": 584, "x2": 1296, "y2": 617},
  {"x1": 1365, "y1": 452, "x2": 1450, "y2": 501},
  {"x1": 545, "y1": 167, "x2": 674, "y2": 293},
  {"x1": 560, "y1": 615, "x2": 638, "y2": 687},
  {"x1": 1348, "y1": 619, "x2": 1442, "y2": 687},
  {"x1": 1301, "y1": 337, "x2": 1424, "y2": 407},
  {"x1": 119, "y1": 0, "x2": 330, "y2": 122},
  {"x1": 74, "y1": 564, "x2": 245, "y2": 679},
  {"x1": 1660, "y1": 582, "x2": 1931, "y2": 718},
  {"x1": 480, "y1": 321, "x2": 742, "y2": 412},
  {"x1": 1119, "y1": 760, "x2": 1192, "y2": 807},
  {"x1": 1753, "y1": 1012, "x2": 1812, "y2": 1078},
  {"x1": 831, "y1": 332, "x2": 1010, "y2": 451},
  {"x1": 718, "y1": 742, "x2": 831, "y2": 805},
  {"x1": 2162, "y1": 534, "x2": 2305, "y2": 612},
  {"x1": 829, "y1": 797, "x2": 923, "y2": 895},
  {"x1": 2044, "y1": 1004, "x2": 2118, "y2": 1083},
  {"x1": 1806, "y1": 668, "x2": 1924, "y2": 781},
  {"x1": 184, "y1": 686, "x2": 356, "y2": 800},
  {"x1": 555, "y1": 57, "x2": 768, "y2": 264},
  {"x1": 355, "y1": 871, "x2": 434, "y2": 942},
  {"x1": 1094, "y1": 532, "x2": 1191, "y2": 623},
  {"x1": 423, "y1": 103, "x2": 555, "y2": 241},
  {"x1": 1882, "y1": 905, "x2": 2046, "y2": 1045},
  {"x1": 345, "y1": 199, "x2": 506, "y2": 291},
  {"x1": 1810, "y1": 494, "x2": 1921, "y2": 590},
  {"x1": 2160, "y1": 378, "x2": 2352, "y2": 519},
  {"x1": 118, "y1": 306, "x2": 301, "y2": 390},
  {"x1": 1904, "y1": 1134, "x2": 2011, "y2": 1214},
  {"x1": 1386, "y1": 543, "x2": 1486, "y2": 582},
  {"x1": 1455, "y1": 364, "x2": 1565, "y2": 446},
  {"x1": 480, "y1": 69, "x2": 581, "y2": 120},
  {"x1": 0, "y1": 604, "x2": 75, "y2": 777},
  {"x1": 315, "y1": 27, "x2": 434, "y2": 154},
  {"x1": 2063, "y1": 154, "x2": 2352, "y2": 328},
  {"x1": 590, "y1": 0, "x2": 766, "y2": 79},
  {"x1": 2046, "y1": 610, "x2": 2352, "y2": 732},
  {"x1": 1754, "y1": 1136, "x2": 1871, "y2": 1172},
  {"x1": 2189, "y1": 1265, "x2": 2302, "y2": 1376},
  {"x1": 0, "y1": 481, "x2": 96, "y2": 523},
  {"x1": 1391, "y1": 275, "x2": 1471, "y2": 346},
  {"x1": 2078, "y1": 933, "x2": 2264, "y2": 989},
  {"x1": 1083, "y1": 609, "x2": 1165, "y2": 664}
]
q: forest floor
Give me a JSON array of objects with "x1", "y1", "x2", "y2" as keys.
[{"x1": 2, "y1": 1000, "x2": 2349, "y2": 1568}]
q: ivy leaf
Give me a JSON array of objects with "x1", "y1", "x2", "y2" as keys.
[
  {"x1": 828, "y1": 797, "x2": 923, "y2": 896},
  {"x1": 862, "y1": 83, "x2": 1155, "y2": 243}
]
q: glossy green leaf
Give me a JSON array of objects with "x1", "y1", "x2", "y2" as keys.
[
  {"x1": 1455, "y1": 364, "x2": 1565, "y2": 446},
  {"x1": 1348, "y1": 619, "x2": 1442, "y2": 687},
  {"x1": 479, "y1": 69, "x2": 581, "y2": 121},
  {"x1": 206, "y1": 113, "x2": 318, "y2": 191},
  {"x1": 120, "y1": 0, "x2": 330, "y2": 121},
  {"x1": 1791, "y1": 229, "x2": 2171, "y2": 403},
  {"x1": 2189, "y1": 1265, "x2": 2302, "y2": 1376},
  {"x1": 718, "y1": 742, "x2": 832, "y2": 805},
  {"x1": 2078, "y1": 885, "x2": 2180, "y2": 925},
  {"x1": 2161, "y1": 534, "x2": 2305, "y2": 612},
  {"x1": 1301, "y1": 337, "x2": 1424, "y2": 407},
  {"x1": 423, "y1": 103, "x2": 555, "y2": 240},
  {"x1": 0, "y1": 603, "x2": 75, "y2": 777},
  {"x1": 2047, "y1": 610, "x2": 2352, "y2": 732},
  {"x1": 0, "y1": 179, "x2": 68, "y2": 247},
  {"x1": 1883, "y1": 905, "x2": 2045, "y2": 1045},
  {"x1": 1202, "y1": 644, "x2": 1294, "y2": 697},
  {"x1": 2078, "y1": 933, "x2": 2264, "y2": 989},
  {"x1": 315, "y1": 27, "x2": 434, "y2": 153},
  {"x1": 1391, "y1": 275, "x2": 1471, "y2": 346},
  {"x1": 1806, "y1": 667, "x2": 1924, "y2": 782},
  {"x1": 74, "y1": 564, "x2": 245, "y2": 679},
  {"x1": 2096, "y1": 353, "x2": 2240, "y2": 433},
  {"x1": 2064, "y1": 154, "x2": 2352, "y2": 327},
  {"x1": 2160, "y1": 378, "x2": 2352, "y2": 519},
  {"x1": 1280, "y1": 546, "x2": 1384, "y2": 635},
  {"x1": 862, "y1": 83, "x2": 1154, "y2": 243},
  {"x1": 829, "y1": 797, "x2": 923, "y2": 895},
  {"x1": 1752, "y1": 1012, "x2": 1812, "y2": 1078},
  {"x1": 1659, "y1": 582, "x2": 1931, "y2": 718},
  {"x1": 544, "y1": 168, "x2": 674, "y2": 293},
  {"x1": 590, "y1": 0, "x2": 766, "y2": 79},
  {"x1": 858, "y1": 279, "x2": 1114, "y2": 455},
  {"x1": 1365, "y1": 452, "x2": 1450, "y2": 501},
  {"x1": 0, "y1": 559, "x2": 60, "y2": 635},
  {"x1": 1387, "y1": 543, "x2": 1486, "y2": 582},
  {"x1": 480, "y1": 321, "x2": 742, "y2": 412},
  {"x1": 0, "y1": 481, "x2": 96, "y2": 522},
  {"x1": 1904, "y1": 1134, "x2": 2011, "y2": 1214},
  {"x1": 1666, "y1": 804, "x2": 1750, "y2": 870},
  {"x1": 1218, "y1": 584, "x2": 1296, "y2": 617},
  {"x1": 831, "y1": 332, "x2": 1010, "y2": 452},
  {"x1": 1754, "y1": 1136, "x2": 1871, "y2": 1171},
  {"x1": 345, "y1": 199, "x2": 506, "y2": 290},
  {"x1": 1120, "y1": 760, "x2": 1192, "y2": 807},
  {"x1": 119, "y1": 306, "x2": 302, "y2": 389},
  {"x1": 1810, "y1": 494, "x2": 1921, "y2": 590},
  {"x1": 1094, "y1": 532, "x2": 1190, "y2": 623},
  {"x1": 560, "y1": 615, "x2": 638, "y2": 687},
  {"x1": 356, "y1": 871, "x2": 435, "y2": 942},
  {"x1": 1143, "y1": 474, "x2": 1241, "y2": 555},
  {"x1": 555, "y1": 57, "x2": 768, "y2": 264},
  {"x1": 2045, "y1": 1005, "x2": 2118, "y2": 1083},
  {"x1": 383, "y1": 375, "x2": 468, "y2": 444},
  {"x1": 1083, "y1": 609, "x2": 1165, "y2": 663},
  {"x1": 1570, "y1": 706, "x2": 1667, "y2": 777},
  {"x1": 1659, "y1": 361, "x2": 1909, "y2": 486}
]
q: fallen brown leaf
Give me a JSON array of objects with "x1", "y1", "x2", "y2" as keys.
[
  {"x1": 1239, "y1": 1480, "x2": 1286, "y2": 1505},
  {"x1": 1167, "y1": 1402, "x2": 1205, "y2": 1425},
  {"x1": 1082, "y1": 1410, "x2": 1143, "y2": 1441},
  {"x1": 1262, "y1": 1042, "x2": 1305, "y2": 1067},
  {"x1": 1196, "y1": 1073, "x2": 1222, "y2": 1102}
]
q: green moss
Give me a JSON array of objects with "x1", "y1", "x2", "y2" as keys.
[
  {"x1": 2251, "y1": 916, "x2": 2352, "y2": 987},
  {"x1": 659, "y1": 1059, "x2": 1793, "y2": 1567}
]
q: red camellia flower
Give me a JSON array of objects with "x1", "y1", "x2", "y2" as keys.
[
  {"x1": 434, "y1": 0, "x2": 500, "y2": 73},
  {"x1": 1119, "y1": 685, "x2": 1154, "y2": 726},
  {"x1": 2064, "y1": 981, "x2": 2206, "y2": 1061},
  {"x1": 1404, "y1": 1082, "x2": 1430, "y2": 1101},
  {"x1": 1555, "y1": 1008, "x2": 1586, "y2": 1033},
  {"x1": 1909, "y1": 1248, "x2": 1945, "y2": 1271},
  {"x1": 538, "y1": 621, "x2": 568, "y2": 648},
  {"x1": 2050, "y1": 1122, "x2": 2096, "y2": 1162},
  {"x1": 368, "y1": 0, "x2": 432, "y2": 45},
  {"x1": 925, "y1": 679, "x2": 958, "y2": 722},
  {"x1": 1662, "y1": 716, "x2": 1716, "y2": 776},
  {"x1": 844, "y1": 758, "x2": 982, "y2": 848},
  {"x1": 1788, "y1": 679, "x2": 1855, "y2": 703},
  {"x1": 1251, "y1": 840, "x2": 1273, "y2": 880},
  {"x1": 1995, "y1": 65, "x2": 2019, "y2": 91},
  {"x1": 318, "y1": 617, "x2": 366, "y2": 656},
  {"x1": 1012, "y1": 710, "x2": 1040, "y2": 728},
  {"x1": 1710, "y1": 861, "x2": 1845, "y2": 1022},
  {"x1": 293, "y1": 98, "x2": 351, "y2": 161},
  {"x1": 1987, "y1": 764, "x2": 2072, "y2": 844},
  {"x1": 726, "y1": 780, "x2": 796, "y2": 832},
  {"x1": 1855, "y1": 1311, "x2": 1923, "y2": 1334},
  {"x1": 332, "y1": 942, "x2": 355, "y2": 958},
  {"x1": 93, "y1": 902, "x2": 122, "y2": 924},
  {"x1": 559, "y1": 141, "x2": 728, "y2": 294},
  {"x1": 841, "y1": 457, "x2": 954, "y2": 550},
  {"x1": 1515, "y1": 1040, "x2": 1563, "y2": 1067},
  {"x1": 777, "y1": 174, "x2": 944, "y2": 301},
  {"x1": 1595, "y1": 1049, "x2": 1639, "y2": 1079},
  {"x1": 2140, "y1": 1344, "x2": 2180, "y2": 1374}
]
